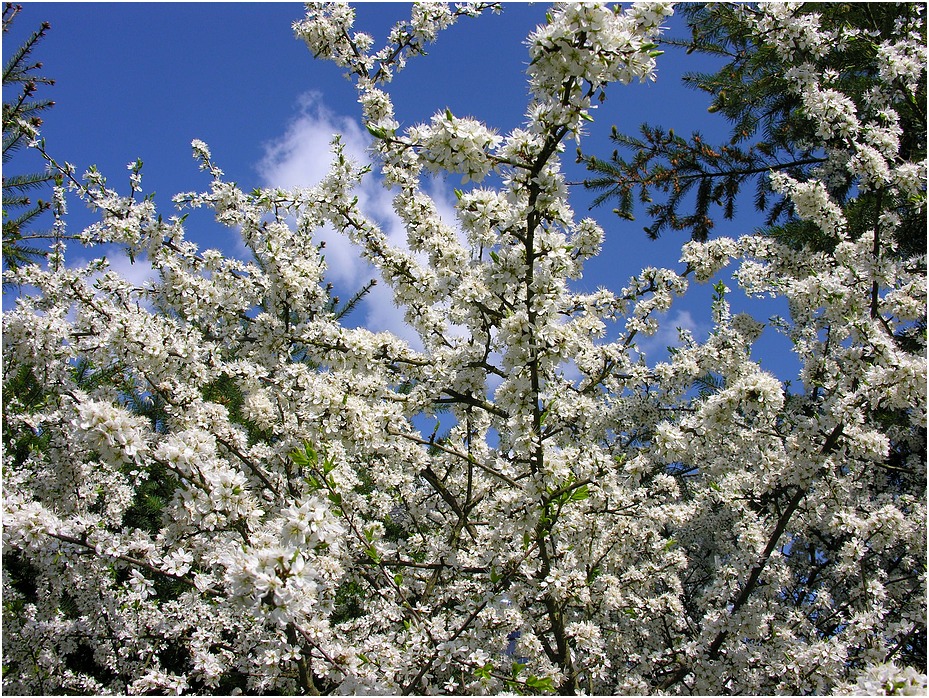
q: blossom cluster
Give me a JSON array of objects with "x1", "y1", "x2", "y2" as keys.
[
  {"x1": 410, "y1": 111, "x2": 501, "y2": 183},
  {"x1": 526, "y1": 2, "x2": 672, "y2": 136}
]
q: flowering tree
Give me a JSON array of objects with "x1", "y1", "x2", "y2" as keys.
[{"x1": 2, "y1": 2, "x2": 925, "y2": 695}]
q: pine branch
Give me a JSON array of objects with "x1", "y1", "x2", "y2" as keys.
[
  {"x1": 330, "y1": 278, "x2": 377, "y2": 320},
  {"x1": 580, "y1": 3, "x2": 924, "y2": 255},
  {"x1": 5, "y1": 199, "x2": 51, "y2": 230},
  {"x1": 2, "y1": 4, "x2": 56, "y2": 272},
  {"x1": 3, "y1": 170, "x2": 55, "y2": 191},
  {"x1": 2, "y1": 15, "x2": 53, "y2": 86}
]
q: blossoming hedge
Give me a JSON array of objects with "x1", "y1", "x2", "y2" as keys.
[{"x1": 3, "y1": 3, "x2": 925, "y2": 695}]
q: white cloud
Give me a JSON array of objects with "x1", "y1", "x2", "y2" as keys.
[
  {"x1": 257, "y1": 91, "x2": 376, "y2": 291},
  {"x1": 634, "y1": 309, "x2": 705, "y2": 361},
  {"x1": 67, "y1": 247, "x2": 156, "y2": 292},
  {"x1": 257, "y1": 91, "x2": 469, "y2": 349},
  {"x1": 258, "y1": 91, "x2": 370, "y2": 189},
  {"x1": 56, "y1": 248, "x2": 156, "y2": 323},
  {"x1": 106, "y1": 250, "x2": 156, "y2": 291}
]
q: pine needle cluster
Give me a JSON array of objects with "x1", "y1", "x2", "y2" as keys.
[{"x1": 2, "y1": 3, "x2": 56, "y2": 271}]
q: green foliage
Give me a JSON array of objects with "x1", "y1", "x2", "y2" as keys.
[
  {"x1": 2, "y1": 364, "x2": 51, "y2": 469},
  {"x1": 582, "y1": 123, "x2": 820, "y2": 241},
  {"x1": 202, "y1": 374, "x2": 274, "y2": 445},
  {"x1": 693, "y1": 371, "x2": 724, "y2": 399},
  {"x1": 120, "y1": 459, "x2": 178, "y2": 535},
  {"x1": 327, "y1": 277, "x2": 378, "y2": 320},
  {"x1": 581, "y1": 3, "x2": 927, "y2": 254},
  {"x1": 289, "y1": 441, "x2": 343, "y2": 502},
  {"x1": 71, "y1": 356, "x2": 124, "y2": 393},
  {"x1": 331, "y1": 579, "x2": 366, "y2": 623},
  {"x1": 3, "y1": 551, "x2": 40, "y2": 607},
  {"x1": 496, "y1": 659, "x2": 557, "y2": 695},
  {"x1": 2, "y1": 3, "x2": 56, "y2": 271},
  {"x1": 382, "y1": 513, "x2": 408, "y2": 542}
]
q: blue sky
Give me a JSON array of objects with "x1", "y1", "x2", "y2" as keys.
[{"x1": 3, "y1": 2, "x2": 798, "y2": 377}]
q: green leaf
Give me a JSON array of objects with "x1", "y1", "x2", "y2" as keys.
[
  {"x1": 569, "y1": 484, "x2": 589, "y2": 502},
  {"x1": 525, "y1": 675, "x2": 555, "y2": 692},
  {"x1": 365, "y1": 123, "x2": 393, "y2": 140},
  {"x1": 289, "y1": 442, "x2": 318, "y2": 468}
]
